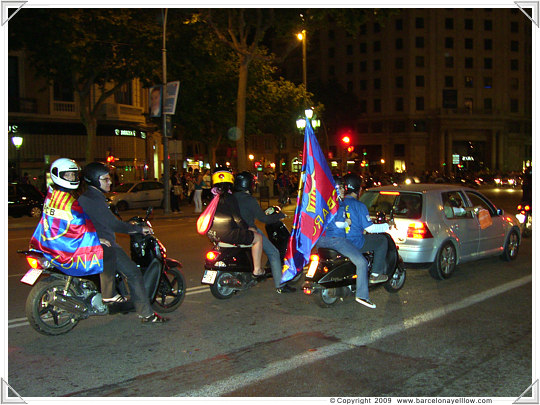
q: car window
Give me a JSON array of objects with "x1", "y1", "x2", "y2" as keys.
[
  {"x1": 142, "y1": 182, "x2": 163, "y2": 191},
  {"x1": 113, "y1": 183, "x2": 135, "y2": 193},
  {"x1": 18, "y1": 184, "x2": 43, "y2": 200},
  {"x1": 359, "y1": 191, "x2": 422, "y2": 219},
  {"x1": 465, "y1": 191, "x2": 497, "y2": 216},
  {"x1": 441, "y1": 191, "x2": 472, "y2": 219},
  {"x1": 132, "y1": 183, "x2": 144, "y2": 192}
]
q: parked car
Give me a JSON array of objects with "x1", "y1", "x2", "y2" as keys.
[
  {"x1": 8, "y1": 183, "x2": 45, "y2": 218},
  {"x1": 106, "y1": 180, "x2": 164, "y2": 211},
  {"x1": 359, "y1": 184, "x2": 521, "y2": 280}
]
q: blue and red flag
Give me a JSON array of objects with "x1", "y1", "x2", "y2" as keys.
[
  {"x1": 29, "y1": 187, "x2": 103, "y2": 276},
  {"x1": 281, "y1": 119, "x2": 339, "y2": 283}
]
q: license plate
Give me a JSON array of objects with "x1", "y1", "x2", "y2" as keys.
[
  {"x1": 20, "y1": 268, "x2": 43, "y2": 286},
  {"x1": 201, "y1": 270, "x2": 218, "y2": 284},
  {"x1": 306, "y1": 260, "x2": 319, "y2": 279}
]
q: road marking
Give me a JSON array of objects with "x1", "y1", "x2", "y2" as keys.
[{"x1": 176, "y1": 275, "x2": 532, "y2": 397}]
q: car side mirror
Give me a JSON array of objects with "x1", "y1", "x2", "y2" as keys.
[{"x1": 496, "y1": 208, "x2": 504, "y2": 216}]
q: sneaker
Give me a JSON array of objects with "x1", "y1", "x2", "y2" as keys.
[
  {"x1": 102, "y1": 294, "x2": 127, "y2": 303},
  {"x1": 369, "y1": 273, "x2": 389, "y2": 284},
  {"x1": 140, "y1": 312, "x2": 169, "y2": 323},
  {"x1": 276, "y1": 284, "x2": 297, "y2": 294},
  {"x1": 355, "y1": 297, "x2": 376, "y2": 309}
]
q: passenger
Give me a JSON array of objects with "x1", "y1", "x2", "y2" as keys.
[
  {"x1": 233, "y1": 171, "x2": 296, "y2": 293},
  {"x1": 316, "y1": 178, "x2": 373, "y2": 308},
  {"x1": 207, "y1": 168, "x2": 264, "y2": 277},
  {"x1": 79, "y1": 162, "x2": 169, "y2": 324},
  {"x1": 342, "y1": 174, "x2": 390, "y2": 284}
]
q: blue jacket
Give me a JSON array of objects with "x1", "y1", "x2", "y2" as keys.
[
  {"x1": 343, "y1": 195, "x2": 373, "y2": 248},
  {"x1": 323, "y1": 203, "x2": 346, "y2": 238}
]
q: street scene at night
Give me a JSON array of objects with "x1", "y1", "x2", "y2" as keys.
[{"x1": 2, "y1": 3, "x2": 535, "y2": 403}]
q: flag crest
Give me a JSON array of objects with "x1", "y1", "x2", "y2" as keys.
[
  {"x1": 29, "y1": 187, "x2": 103, "y2": 276},
  {"x1": 281, "y1": 119, "x2": 338, "y2": 283}
]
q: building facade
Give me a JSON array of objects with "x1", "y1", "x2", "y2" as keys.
[{"x1": 283, "y1": 8, "x2": 532, "y2": 175}]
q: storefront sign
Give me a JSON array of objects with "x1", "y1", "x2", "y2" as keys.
[
  {"x1": 452, "y1": 154, "x2": 460, "y2": 164},
  {"x1": 115, "y1": 129, "x2": 137, "y2": 137}
]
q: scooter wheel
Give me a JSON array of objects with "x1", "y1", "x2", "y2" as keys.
[
  {"x1": 315, "y1": 288, "x2": 340, "y2": 308},
  {"x1": 151, "y1": 267, "x2": 186, "y2": 313},
  {"x1": 209, "y1": 272, "x2": 236, "y2": 299},
  {"x1": 384, "y1": 264, "x2": 406, "y2": 293}
]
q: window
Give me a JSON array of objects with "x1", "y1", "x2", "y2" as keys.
[
  {"x1": 416, "y1": 56, "x2": 425, "y2": 67},
  {"x1": 360, "y1": 80, "x2": 367, "y2": 90},
  {"x1": 395, "y1": 19, "x2": 403, "y2": 30},
  {"x1": 396, "y1": 76, "x2": 404, "y2": 88},
  {"x1": 415, "y1": 36, "x2": 425, "y2": 48},
  {"x1": 415, "y1": 97, "x2": 424, "y2": 111},
  {"x1": 443, "y1": 89, "x2": 458, "y2": 108},
  {"x1": 416, "y1": 17, "x2": 424, "y2": 28},
  {"x1": 416, "y1": 75, "x2": 425, "y2": 87},
  {"x1": 484, "y1": 58, "x2": 492, "y2": 69},
  {"x1": 373, "y1": 59, "x2": 381, "y2": 71},
  {"x1": 347, "y1": 44, "x2": 353, "y2": 55},
  {"x1": 445, "y1": 56, "x2": 454, "y2": 68},
  {"x1": 445, "y1": 76, "x2": 454, "y2": 87},
  {"x1": 511, "y1": 59, "x2": 519, "y2": 70},
  {"x1": 510, "y1": 21, "x2": 519, "y2": 33},
  {"x1": 413, "y1": 120, "x2": 426, "y2": 131},
  {"x1": 347, "y1": 81, "x2": 353, "y2": 92},
  {"x1": 359, "y1": 100, "x2": 367, "y2": 113},
  {"x1": 465, "y1": 98, "x2": 473, "y2": 112},
  {"x1": 484, "y1": 19, "x2": 492, "y2": 31},
  {"x1": 53, "y1": 79, "x2": 75, "y2": 102},
  {"x1": 373, "y1": 41, "x2": 381, "y2": 52},
  {"x1": 484, "y1": 77, "x2": 492, "y2": 89},
  {"x1": 374, "y1": 22, "x2": 381, "y2": 33},
  {"x1": 445, "y1": 18, "x2": 454, "y2": 29},
  {"x1": 445, "y1": 37, "x2": 454, "y2": 48},
  {"x1": 395, "y1": 98, "x2": 404, "y2": 112},
  {"x1": 328, "y1": 47, "x2": 335, "y2": 58},
  {"x1": 360, "y1": 61, "x2": 367, "y2": 72},
  {"x1": 511, "y1": 78, "x2": 519, "y2": 90},
  {"x1": 359, "y1": 24, "x2": 367, "y2": 35},
  {"x1": 442, "y1": 191, "x2": 472, "y2": 219},
  {"x1": 393, "y1": 120, "x2": 406, "y2": 132},
  {"x1": 465, "y1": 57, "x2": 474, "y2": 69},
  {"x1": 484, "y1": 39, "x2": 492, "y2": 50},
  {"x1": 395, "y1": 57, "x2": 404, "y2": 69},
  {"x1": 372, "y1": 122, "x2": 383, "y2": 132},
  {"x1": 329, "y1": 65, "x2": 335, "y2": 76},
  {"x1": 466, "y1": 191, "x2": 497, "y2": 216},
  {"x1": 346, "y1": 63, "x2": 353, "y2": 73},
  {"x1": 374, "y1": 78, "x2": 381, "y2": 89},
  {"x1": 511, "y1": 40, "x2": 519, "y2": 52},
  {"x1": 465, "y1": 38, "x2": 473, "y2": 49},
  {"x1": 359, "y1": 42, "x2": 367, "y2": 53},
  {"x1": 510, "y1": 99, "x2": 519, "y2": 113},
  {"x1": 328, "y1": 30, "x2": 335, "y2": 40},
  {"x1": 465, "y1": 76, "x2": 473, "y2": 87},
  {"x1": 374, "y1": 99, "x2": 381, "y2": 112},
  {"x1": 395, "y1": 38, "x2": 403, "y2": 50},
  {"x1": 484, "y1": 98, "x2": 492, "y2": 111},
  {"x1": 115, "y1": 82, "x2": 132, "y2": 105},
  {"x1": 464, "y1": 18, "x2": 473, "y2": 29}
]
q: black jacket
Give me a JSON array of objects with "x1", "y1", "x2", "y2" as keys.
[
  {"x1": 233, "y1": 191, "x2": 285, "y2": 228},
  {"x1": 207, "y1": 192, "x2": 249, "y2": 243}
]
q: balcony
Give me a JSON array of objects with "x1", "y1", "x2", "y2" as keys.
[
  {"x1": 99, "y1": 102, "x2": 145, "y2": 123},
  {"x1": 52, "y1": 100, "x2": 78, "y2": 117},
  {"x1": 9, "y1": 97, "x2": 37, "y2": 113}
]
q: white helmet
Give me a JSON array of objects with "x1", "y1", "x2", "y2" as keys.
[{"x1": 50, "y1": 158, "x2": 80, "y2": 190}]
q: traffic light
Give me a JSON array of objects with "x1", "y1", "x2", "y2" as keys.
[
  {"x1": 106, "y1": 155, "x2": 115, "y2": 164},
  {"x1": 341, "y1": 135, "x2": 351, "y2": 145},
  {"x1": 347, "y1": 146, "x2": 355, "y2": 153}
]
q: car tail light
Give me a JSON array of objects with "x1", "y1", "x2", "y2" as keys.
[
  {"x1": 524, "y1": 205, "x2": 531, "y2": 211},
  {"x1": 206, "y1": 251, "x2": 219, "y2": 261},
  {"x1": 517, "y1": 204, "x2": 522, "y2": 210},
  {"x1": 407, "y1": 222, "x2": 433, "y2": 239}
]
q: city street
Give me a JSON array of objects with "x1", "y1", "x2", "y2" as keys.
[{"x1": 4, "y1": 188, "x2": 533, "y2": 400}]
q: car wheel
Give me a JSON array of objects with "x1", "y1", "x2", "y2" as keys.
[
  {"x1": 501, "y1": 229, "x2": 519, "y2": 261},
  {"x1": 29, "y1": 206, "x2": 42, "y2": 218},
  {"x1": 429, "y1": 242, "x2": 456, "y2": 280},
  {"x1": 116, "y1": 201, "x2": 129, "y2": 211}
]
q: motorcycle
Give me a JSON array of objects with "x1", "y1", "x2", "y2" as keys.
[
  {"x1": 302, "y1": 211, "x2": 407, "y2": 308},
  {"x1": 516, "y1": 201, "x2": 532, "y2": 237},
  {"x1": 19, "y1": 207, "x2": 186, "y2": 335},
  {"x1": 202, "y1": 206, "x2": 300, "y2": 299}
]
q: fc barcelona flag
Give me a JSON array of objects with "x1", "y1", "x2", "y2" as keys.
[
  {"x1": 281, "y1": 119, "x2": 339, "y2": 283},
  {"x1": 29, "y1": 187, "x2": 103, "y2": 276}
]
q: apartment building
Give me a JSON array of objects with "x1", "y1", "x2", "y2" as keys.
[{"x1": 283, "y1": 8, "x2": 532, "y2": 175}]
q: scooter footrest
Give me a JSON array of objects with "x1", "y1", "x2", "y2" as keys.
[{"x1": 218, "y1": 242, "x2": 253, "y2": 248}]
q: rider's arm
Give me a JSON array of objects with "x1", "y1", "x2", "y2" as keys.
[
  {"x1": 249, "y1": 197, "x2": 285, "y2": 224},
  {"x1": 365, "y1": 223, "x2": 390, "y2": 233}
]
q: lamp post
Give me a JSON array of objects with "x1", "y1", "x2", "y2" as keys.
[
  {"x1": 12, "y1": 135, "x2": 23, "y2": 181},
  {"x1": 296, "y1": 29, "x2": 307, "y2": 105},
  {"x1": 161, "y1": 8, "x2": 171, "y2": 214}
]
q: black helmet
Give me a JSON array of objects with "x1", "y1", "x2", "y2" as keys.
[
  {"x1": 234, "y1": 171, "x2": 255, "y2": 192},
  {"x1": 83, "y1": 162, "x2": 110, "y2": 192},
  {"x1": 343, "y1": 173, "x2": 362, "y2": 195}
]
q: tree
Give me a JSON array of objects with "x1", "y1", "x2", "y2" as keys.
[{"x1": 9, "y1": 8, "x2": 162, "y2": 163}]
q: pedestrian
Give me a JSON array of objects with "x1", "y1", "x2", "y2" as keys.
[
  {"x1": 193, "y1": 169, "x2": 204, "y2": 213},
  {"x1": 170, "y1": 170, "x2": 182, "y2": 213}
]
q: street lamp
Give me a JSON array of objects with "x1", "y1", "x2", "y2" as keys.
[
  {"x1": 12, "y1": 135, "x2": 23, "y2": 181},
  {"x1": 296, "y1": 29, "x2": 307, "y2": 103}
]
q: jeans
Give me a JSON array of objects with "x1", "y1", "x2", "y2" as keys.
[
  {"x1": 316, "y1": 236, "x2": 369, "y2": 300},
  {"x1": 193, "y1": 189, "x2": 203, "y2": 213},
  {"x1": 101, "y1": 246, "x2": 154, "y2": 317},
  {"x1": 349, "y1": 233, "x2": 388, "y2": 275},
  {"x1": 257, "y1": 228, "x2": 283, "y2": 288}
]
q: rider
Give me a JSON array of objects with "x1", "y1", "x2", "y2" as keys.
[
  {"x1": 342, "y1": 173, "x2": 390, "y2": 285},
  {"x1": 233, "y1": 171, "x2": 296, "y2": 293},
  {"x1": 207, "y1": 168, "x2": 264, "y2": 277},
  {"x1": 78, "y1": 162, "x2": 169, "y2": 324},
  {"x1": 316, "y1": 177, "x2": 373, "y2": 308}
]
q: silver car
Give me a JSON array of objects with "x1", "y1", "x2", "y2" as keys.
[
  {"x1": 107, "y1": 180, "x2": 164, "y2": 211},
  {"x1": 359, "y1": 184, "x2": 521, "y2": 280}
]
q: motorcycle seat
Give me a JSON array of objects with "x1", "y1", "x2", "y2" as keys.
[
  {"x1": 317, "y1": 248, "x2": 342, "y2": 260},
  {"x1": 218, "y1": 242, "x2": 254, "y2": 248}
]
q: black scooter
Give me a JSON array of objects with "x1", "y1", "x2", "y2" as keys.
[
  {"x1": 302, "y1": 211, "x2": 406, "y2": 308},
  {"x1": 202, "y1": 206, "x2": 300, "y2": 299},
  {"x1": 20, "y1": 207, "x2": 186, "y2": 335}
]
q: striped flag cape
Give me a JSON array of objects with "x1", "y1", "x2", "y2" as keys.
[
  {"x1": 280, "y1": 119, "x2": 339, "y2": 284},
  {"x1": 29, "y1": 187, "x2": 103, "y2": 276}
]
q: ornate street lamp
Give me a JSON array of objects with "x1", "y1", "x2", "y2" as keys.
[{"x1": 11, "y1": 135, "x2": 23, "y2": 181}]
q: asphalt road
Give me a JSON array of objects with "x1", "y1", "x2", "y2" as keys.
[{"x1": 3, "y1": 187, "x2": 534, "y2": 401}]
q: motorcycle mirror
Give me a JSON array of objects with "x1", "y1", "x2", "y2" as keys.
[{"x1": 145, "y1": 206, "x2": 153, "y2": 221}]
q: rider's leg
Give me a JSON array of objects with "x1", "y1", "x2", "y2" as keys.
[
  {"x1": 361, "y1": 234, "x2": 388, "y2": 275},
  {"x1": 258, "y1": 229, "x2": 283, "y2": 287},
  {"x1": 250, "y1": 231, "x2": 264, "y2": 276}
]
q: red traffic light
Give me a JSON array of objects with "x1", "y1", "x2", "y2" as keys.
[
  {"x1": 106, "y1": 155, "x2": 115, "y2": 163},
  {"x1": 341, "y1": 135, "x2": 351, "y2": 144},
  {"x1": 347, "y1": 146, "x2": 355, "y2": 153}
]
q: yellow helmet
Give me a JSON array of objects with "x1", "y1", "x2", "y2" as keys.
[{"x1": 212, "y1": 170, "x2": 234, "y2": 186}]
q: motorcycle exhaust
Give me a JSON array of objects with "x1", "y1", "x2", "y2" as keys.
[{"x1": 51, "y1": 292, "x2": 89, "y2": 315}]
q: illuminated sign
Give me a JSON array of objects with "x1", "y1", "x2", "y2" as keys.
[
  {"x1": 115, "y1": 129, "x2": 137, "y2": 137},
  {"x1": 462, "y1": 156, "x2": 474, "y2": 161}
]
